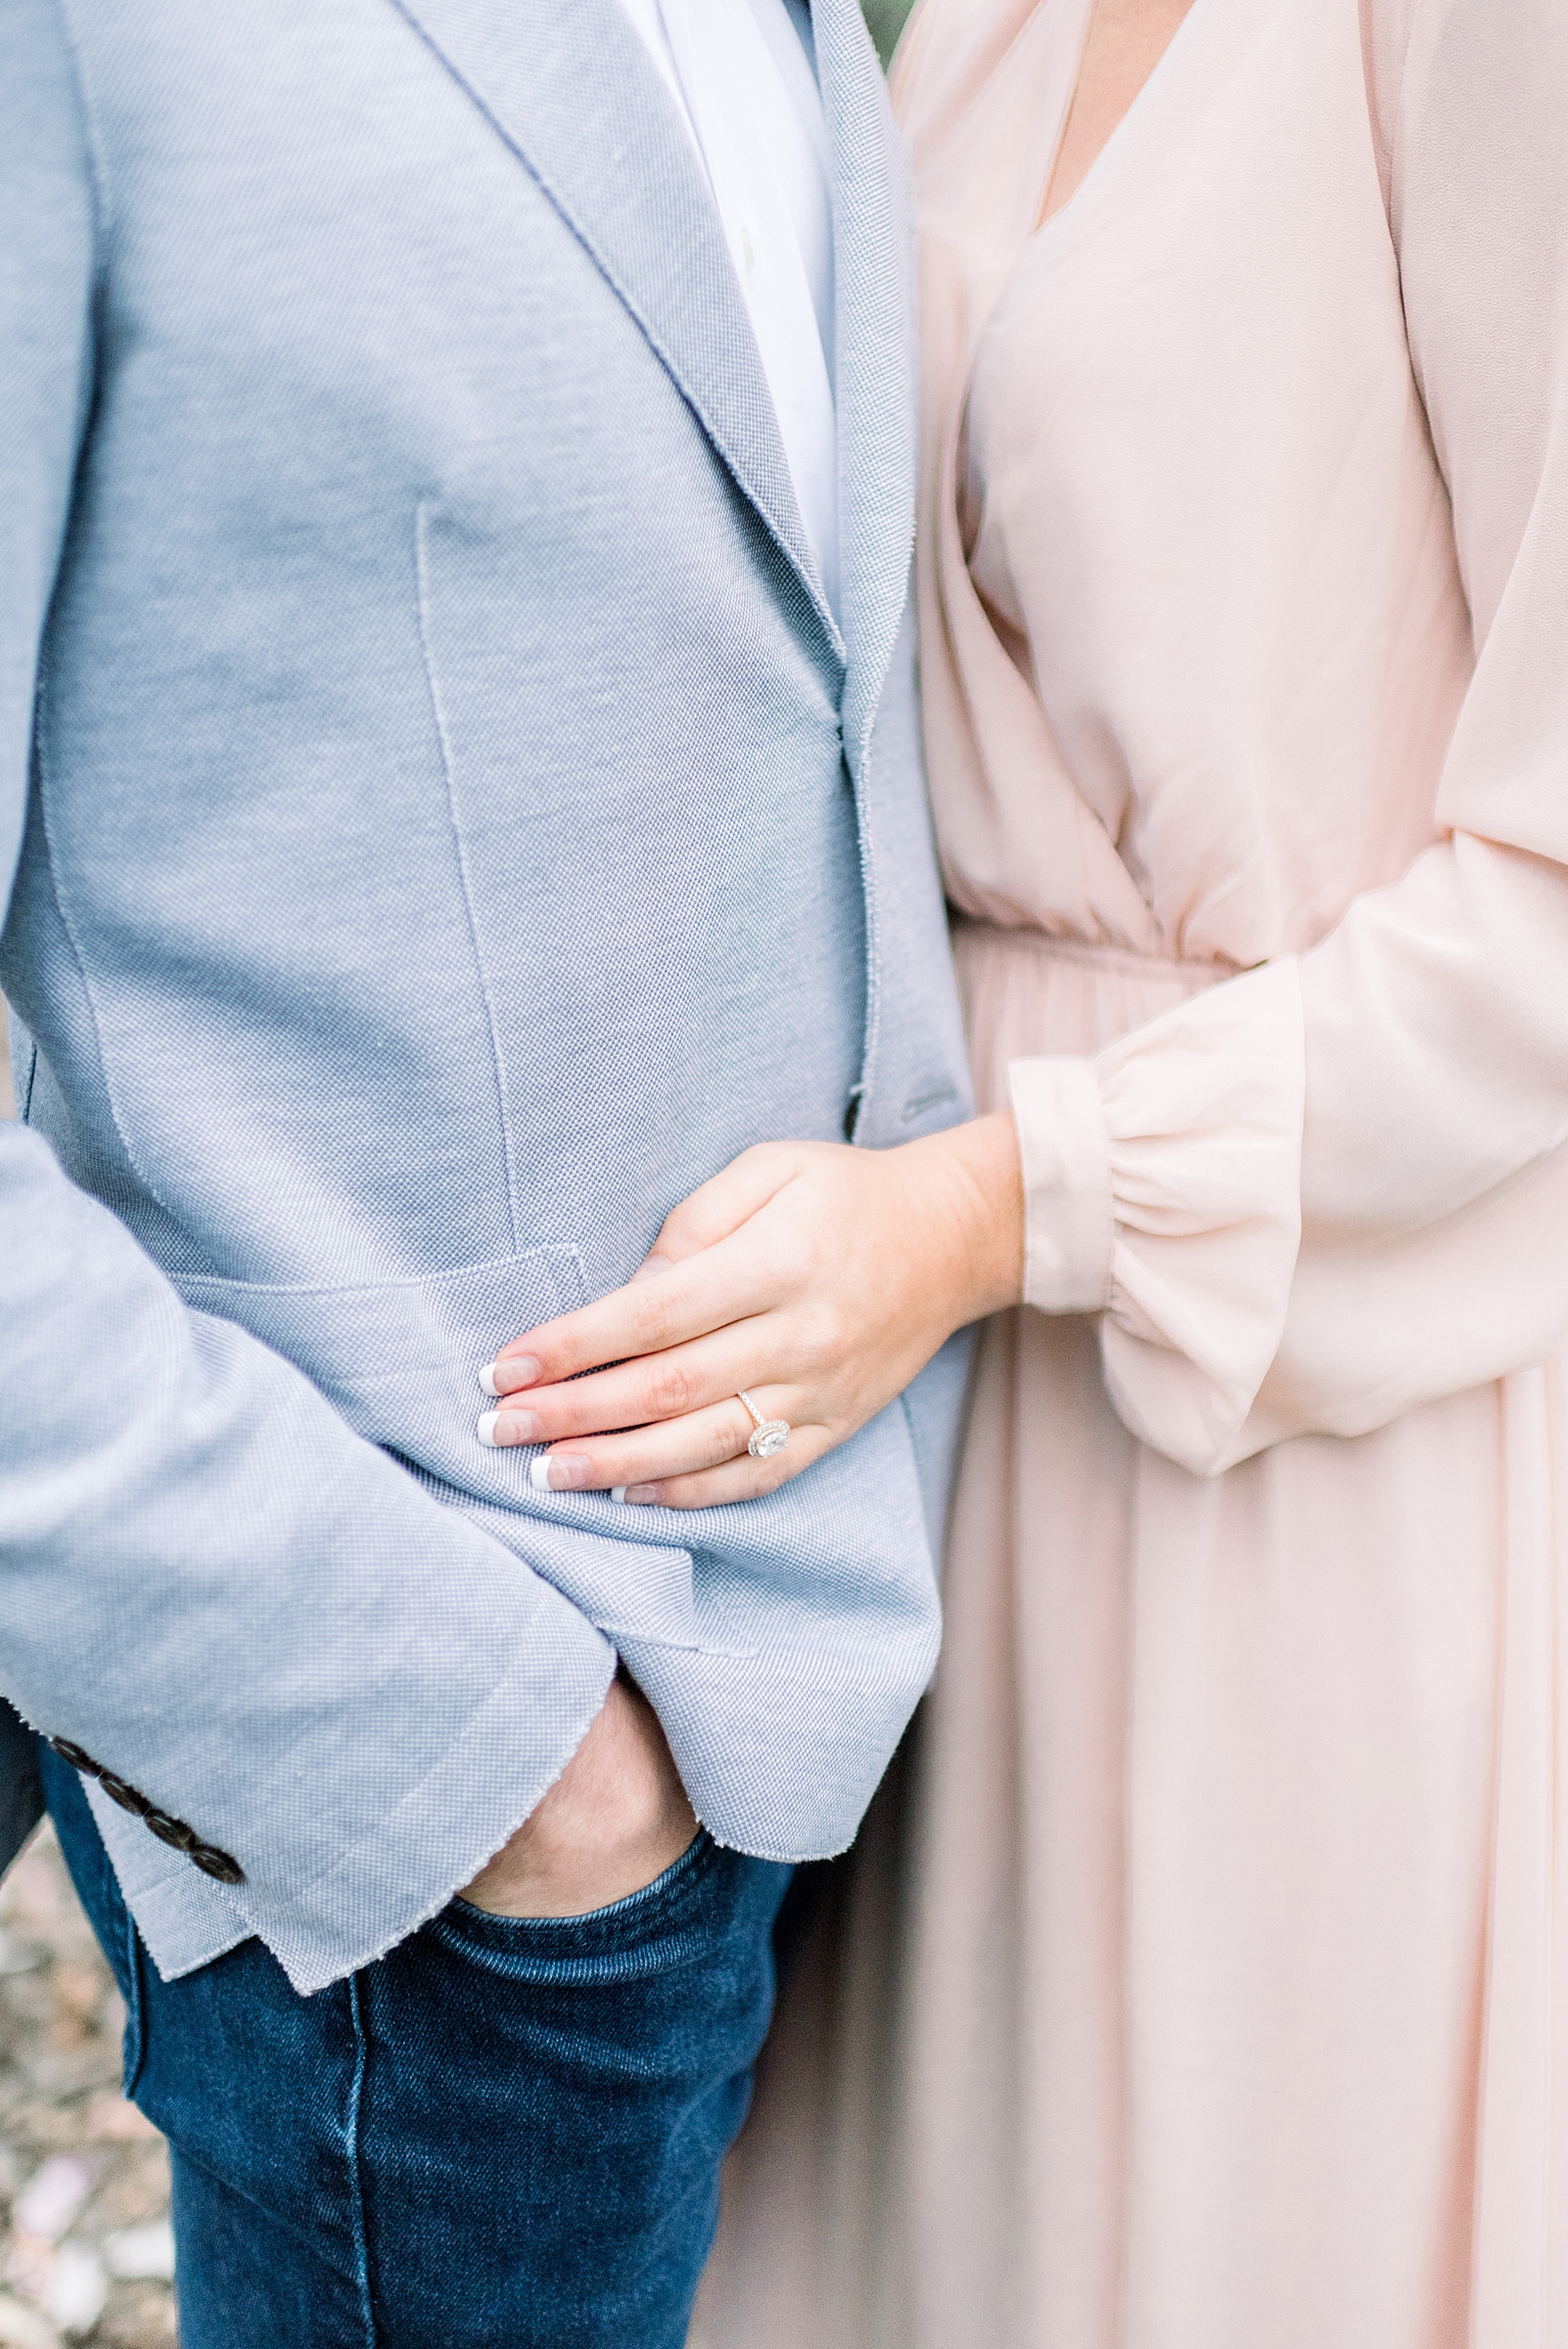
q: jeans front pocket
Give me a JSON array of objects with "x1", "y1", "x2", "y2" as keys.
[
  {"x1": 350, "y1": 1831, "x2": 791, "y2": 2348},
  {"x1": 436, "y1": 1828, "x2": 719, "y2": 1987}
]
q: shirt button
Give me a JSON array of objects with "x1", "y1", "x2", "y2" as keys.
[{"x1": 47, "y1": 1739, "x2": 101, "y2": 1775}]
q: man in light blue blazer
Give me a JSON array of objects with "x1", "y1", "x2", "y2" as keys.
[{"x1": 0, "y1": 0, "x2": 972, "y2": 2334}]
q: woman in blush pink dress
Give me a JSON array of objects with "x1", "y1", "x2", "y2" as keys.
[{"x1": 477, "y1": 1, "x2": 1568, "y2": 2339}]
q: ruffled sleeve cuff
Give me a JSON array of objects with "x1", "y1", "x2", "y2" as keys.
[
  {"x1": 1007, "y1": 956, "x2": 1307, "y2": 1477},
  {"x1": 1006, "y1": 1056, "x2": 1116, "y2": 1313}
]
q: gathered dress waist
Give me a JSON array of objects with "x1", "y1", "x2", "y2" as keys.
[{"x1": 948, "y1": 916, "x2": 1233, "y2": 1115}]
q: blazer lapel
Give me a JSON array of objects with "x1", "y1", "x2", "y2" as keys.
[
  {"x1": 812, "y1": 0, "x2": 921, "y2": 770},
  {"x1": 387, "y1": 0, "x2": 834, "y2": 636}
]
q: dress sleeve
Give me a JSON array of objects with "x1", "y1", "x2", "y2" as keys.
[{"x1": 1008, "y1": 0, "x2": 1568, "y2": 1478}]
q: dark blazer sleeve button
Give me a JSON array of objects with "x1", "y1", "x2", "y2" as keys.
[
  {"x1": 47, "y1": 1739, "x2": 102, "y2": 1775},
  {"x1": 143, "y1": 1810, "x2": 200, "y2": 1851},
  {"x1": 189, "y1": 1844, "x2": 245, "y2": 1885},
  {"x1": 98, "y1": 1773, "x2": 153, "y2": 1818}
]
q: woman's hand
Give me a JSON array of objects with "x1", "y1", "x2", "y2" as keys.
[{"x1": 475, "y1": 1114, "x2": 1025, "y2": 1508}]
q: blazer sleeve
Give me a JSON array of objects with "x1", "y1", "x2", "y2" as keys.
[
  {"x1": 1006, "y1": 0, "x2": 1568, "y2": 1476},
  {"x1": 0, "y1": 0, "x2": 613, "y2": 1994}
]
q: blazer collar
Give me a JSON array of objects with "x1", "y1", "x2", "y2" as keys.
[{"x1": 388, "y1": 0, "x2": 917, "y2": 725}]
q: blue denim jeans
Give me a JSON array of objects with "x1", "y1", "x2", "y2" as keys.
[{"x1": 41, "y1": 1744, "x2": 790, "y2": 2347}]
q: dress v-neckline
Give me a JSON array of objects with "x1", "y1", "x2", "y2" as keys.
[{"x1": 1033, "y1": 0, "x2": 1211, "y2": 240}]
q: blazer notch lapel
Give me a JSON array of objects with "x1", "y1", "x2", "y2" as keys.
[{"x1": 387, "y1": 0, "x2": 835, "y2": 636}]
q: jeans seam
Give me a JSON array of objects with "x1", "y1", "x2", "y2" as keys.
[
  {"x1": 120, "y1": 1911, "x2": 146, "y2": 2097},
  {"x1": 346, "y1": 1975, "x2": 376, "y2": 2349}
]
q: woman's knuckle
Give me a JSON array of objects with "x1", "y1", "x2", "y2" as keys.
[
  {"x1": 649, "y1": 1361, "x2": 696, "y2": 1416},
  {"x1": 635, "y1": 1289, "x2": 682, "y2": 1349}
]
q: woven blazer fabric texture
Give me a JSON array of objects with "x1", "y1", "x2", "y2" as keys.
[{"x1": 0, "y1": 0, "x2": 973, "y2": 1996}]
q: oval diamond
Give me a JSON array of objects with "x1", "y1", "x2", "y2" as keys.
[{"x1": 749, "y1": 1420, "x2": 790, "y2": 1460}]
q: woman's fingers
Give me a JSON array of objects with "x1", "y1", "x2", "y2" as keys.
[
  {"x1": 494, "y1": 1391, "x2": 815, "y2": 1496},
  {"x1": 646, "y1": 1144, "x2": 807, "y2": 1265},
  {"x1": 531, "y1": 1397, "x2": 759, "y2": 1492},
  {"x1": 479, "y1": 1321, "x2": 786, "y2": 1447},
  {"x1": 484, "y1": 1226, "x2": 782, "y2": 1396},
  {"x1": 484, "y1": 1178, "x2": 826, "y2": 1397},
  {"x1": 623, "y1": 1432, "x2": 832, "y2": 1510},
  {"x1": 484, "y1": 1145, "x2": 824, "y2": 1395}
]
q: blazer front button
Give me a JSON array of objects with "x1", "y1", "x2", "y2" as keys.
[
  {"x1": 98, "y1": 1773, "x2": 152, "y2": 1818},
  {"x1": 143, "y1": 1811, "x2": 200, "y2": 1851},
  {"x1": 189, "y1": 1845, "x2": 246, "y2": 1885}
]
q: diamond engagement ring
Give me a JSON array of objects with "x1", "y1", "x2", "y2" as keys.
[{"x1": 737, "y1": 1390, "x2": 791, "y2": 1461}]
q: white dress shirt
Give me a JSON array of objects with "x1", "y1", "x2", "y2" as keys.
[{"x1": 619, "y1": 0, "x2": 841, "y2": 621}]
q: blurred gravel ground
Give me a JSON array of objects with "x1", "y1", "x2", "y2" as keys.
[{"x1": 0, "y1": 1827, "x2": 176, "y2": 2349}]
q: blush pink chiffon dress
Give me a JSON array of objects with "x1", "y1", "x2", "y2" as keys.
[{"x1": 692, "y1": 1, "x2": 1568, "y2": 2343}]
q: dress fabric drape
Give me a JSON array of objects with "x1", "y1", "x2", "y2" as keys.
[{"x1": 692, "y1": 0, "x2": 1568, "y2": 2341}]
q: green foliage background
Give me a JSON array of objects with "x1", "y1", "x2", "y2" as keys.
[{"x1": 860, "y1": 0, "x2": 918, "y2": 69}]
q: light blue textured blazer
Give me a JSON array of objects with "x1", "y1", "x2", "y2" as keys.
[{"x1": 0, "y1": 0, "x2": 973, "y2": 1995}]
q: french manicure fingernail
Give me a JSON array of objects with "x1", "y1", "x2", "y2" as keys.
[
  {"x1": 478, "y1": 1409, "x2": 542, "y2": 1449},
  {"x1": 631, "y1": 1256, "x2": 673, "y2": 1284},
  {"x1": 485, "y1": 1354, "x2": 542, "y2": 1396},
  {"x1": 610, "y1": 1485, "x2": 628, "y2": 1503},
  {"x1": 530, "y1": 1453, "x2": 591, "y2": 1493},
  {"x1": 623, "y1": 1483, "x2": 665, "y2": 1504},
  {"x1": 479, "y1": 1362, "x2": 500, "y2": 1397}
]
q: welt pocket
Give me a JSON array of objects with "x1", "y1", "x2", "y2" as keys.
[
  {"x1": 172, "y1": 1247, "x2": 585, "y2": 1458},
  {"x1": 171, "y1": 1248, "x2": 753, "y2": 1655}
]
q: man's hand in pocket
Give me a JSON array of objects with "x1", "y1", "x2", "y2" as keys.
[{"x1": 461, "y1": 1672, "x2": 698, "y2": 1918}]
